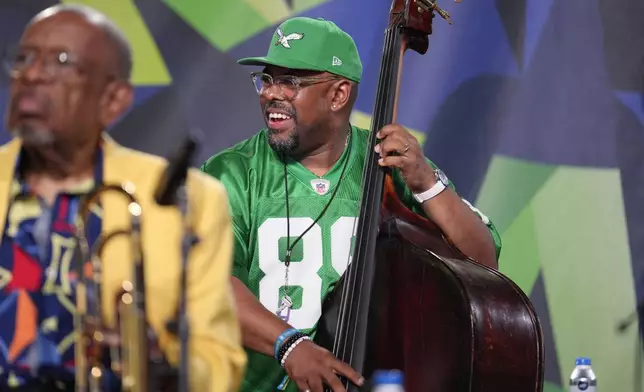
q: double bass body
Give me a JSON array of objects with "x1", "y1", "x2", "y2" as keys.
[
  {"x1": 313, "y1": 1, "x2": 545, "y2": 391},
  {"x1": 316, "y1": 182, "x2": 545, "y2": 391}
]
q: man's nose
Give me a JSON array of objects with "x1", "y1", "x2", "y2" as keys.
[
  {"x1": 17, "y1": 58, "x2": 49, "y2": 84},
  {"x1": 260, "y1": 83, "x2": 284, "y2": 100}
]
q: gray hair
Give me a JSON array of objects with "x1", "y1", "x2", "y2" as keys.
[{"x1": 28, "y1": 4, "x2": 133, "y2": 80}]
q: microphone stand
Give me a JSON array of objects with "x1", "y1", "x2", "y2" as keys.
[
  {"x1": 154, "y1": 130, "x2": 201, "y2": 392},
  {"x1": 616, "y1": 300, "x2": 644, "y2": 392},
  {"x1": 176, "y1": 181, "x2": 199, "y2": 392}
]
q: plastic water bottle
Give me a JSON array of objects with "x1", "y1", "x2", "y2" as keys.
[
  {"x1": 372, "y1": 369, "x2": 405, "y2": 392},
  {"x1": 570, "y1": 357, "x2": 597, "y2": 391}
]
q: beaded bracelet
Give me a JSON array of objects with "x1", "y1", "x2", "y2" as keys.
[
  {"x1": 277, "y1": 332, "x2": 308, "y2": 363},
  {"x1": 279, "y1": 336, "x2": 311, "y2": 367},
  {"x1": 274, "y1": 328, "x2": 299, "y2": 359}
]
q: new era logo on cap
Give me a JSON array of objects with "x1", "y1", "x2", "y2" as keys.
[{"x1": 332, "y1": 56, "x2": 342, "y2": 66}]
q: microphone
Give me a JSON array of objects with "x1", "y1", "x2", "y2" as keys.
[
  {"x1": 154, "y1": 129, "x2": 203, "y2": 206},
  {"x1": 616, "y1": 300, "x2": 644, "y2": 334},
  {"x1": 154, "y1": 129, "x2": 204, "y2": 392}
]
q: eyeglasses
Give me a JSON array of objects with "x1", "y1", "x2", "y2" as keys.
[
  {"x1": 250, "y1": 71, "x2": 341, "y2": 100},
  {"x1": 2, "y1": 45, "x2": 84, "y2": 80}
]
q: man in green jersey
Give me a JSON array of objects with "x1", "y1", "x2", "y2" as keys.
[{"x1": 201, "y1": 16, "x2": 501, "y2": 392}]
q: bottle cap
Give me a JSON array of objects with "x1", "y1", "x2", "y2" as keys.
[
  {"x1": 575, "y1": 357, "x2": 591, "y2": 366},
  {"x1": 373, "y1": 369, "x2": 404, "y2": 385}
]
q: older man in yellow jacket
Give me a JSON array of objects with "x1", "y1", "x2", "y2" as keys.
[{"x1": 0, "y1": 4, "x2": 245, "y2": 391}]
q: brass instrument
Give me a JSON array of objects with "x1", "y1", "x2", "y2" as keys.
[{"x1": 74, "y1": 182, "x2": 148, "y2": 392}]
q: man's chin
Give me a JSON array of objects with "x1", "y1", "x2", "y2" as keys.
[
  {"x1": 11, "y1": 126, "x2": 55, "y2": 146},
  {"x1": 267, "y1": 130, "x2": 298, "y2": 155}
]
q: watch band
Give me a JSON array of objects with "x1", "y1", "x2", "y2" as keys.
[{"x1": 413, "y1": 179, "x2": 446, "y2": 203}]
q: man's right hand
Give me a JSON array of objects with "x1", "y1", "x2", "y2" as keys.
[
  {"x1": 283, "y1": 340, "x2": 364, "y2": 392},
  {"x1": 230, "y1": 277, "x2": 364, "y2": 391}
]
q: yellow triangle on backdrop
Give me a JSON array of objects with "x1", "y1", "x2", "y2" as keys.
[
  {"x1": 61, "y1": 0, "x2": 172, "y2": 86},
  {"x1": 245, "y1": 0, "x2": 292, "y2": 24},
  {"x1": 350, "y1": 110, "x2": 427, "y2": 146}
]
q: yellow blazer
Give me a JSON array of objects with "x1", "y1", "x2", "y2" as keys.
[{"x1": 0, "y1": 134, "x2": 246, "y2": 391}]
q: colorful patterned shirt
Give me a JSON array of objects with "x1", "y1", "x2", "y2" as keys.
[{"x1": 0, "y1": 150, "x2": 102, "y2": 389}]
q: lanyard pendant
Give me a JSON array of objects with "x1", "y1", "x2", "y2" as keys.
[{"x1": 276, "y1": 295, "x2": 293, "y2": 322}]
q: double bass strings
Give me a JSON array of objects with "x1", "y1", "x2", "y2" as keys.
[{"x1": 332, "y1": 22, "x2": 404, "y2": 365}]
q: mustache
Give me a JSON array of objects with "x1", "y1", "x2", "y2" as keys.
[
  {"x1": 263, "y1": 101, "x2": 297, "y2": 119},
  {"x1": 10, "y1": 89, "x2": 51, "y2": 113}
]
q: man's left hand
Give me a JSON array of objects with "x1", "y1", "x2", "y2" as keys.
[{"x1": 375, "y1": 124, "x2": 435, "y2": 193}]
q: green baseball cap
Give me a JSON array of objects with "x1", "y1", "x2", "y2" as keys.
[{"x1": 237, "y1": 17, "x2": 363, "y2": 83}]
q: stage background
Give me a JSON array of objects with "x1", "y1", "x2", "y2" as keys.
[{"x1": 1, "y1": 0, "x2": 643, "y2": 390}]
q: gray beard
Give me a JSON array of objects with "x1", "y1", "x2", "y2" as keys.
[
  {"x1": 268, "y1": 128, "x2": 300, "y2": 155},
  {"x1": 12, "y1": 124, "x2": 55, "y2": 146}
]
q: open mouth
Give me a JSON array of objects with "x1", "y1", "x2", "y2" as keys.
[
  {"x1": 15, "y1": 96, "x2": 45, "y2": 120},
  {"x1": 16, "y1": 113, "x2": 46, "y2": 126},
  {"x1": 266, "y1": 110, "x2": 295, "y2": 131},
  {"x1": 18, "y1": 111, "x2": 44, "y2": 119}
]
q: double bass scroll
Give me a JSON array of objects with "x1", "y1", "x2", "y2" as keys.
[{"x1": 314, "y1": 0, "x2": 545, "y2": 391}]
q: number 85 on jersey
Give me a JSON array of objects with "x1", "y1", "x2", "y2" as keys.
[{"x1": 257, "y1": 216, "x2": 358, "y2": 331}]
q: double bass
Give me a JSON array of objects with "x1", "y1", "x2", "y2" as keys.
[{"x1": 314, "y1": 0, "x2": 545, "y2": 391}]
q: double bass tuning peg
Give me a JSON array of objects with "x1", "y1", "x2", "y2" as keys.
[
  {"x1": 415, "y1": 0, "x2": 456, "y2": 24},
  {"x1": 434, "y1": 4, "x2": 453, "y2": 24}
]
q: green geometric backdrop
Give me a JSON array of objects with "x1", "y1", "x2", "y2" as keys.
[{"x1": 1, "y1": 0, "x2": 643, "y2": 390}]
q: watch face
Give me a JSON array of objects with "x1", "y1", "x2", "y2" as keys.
[{"x1": 436, "y1": 169, "x2": 448, "y2": 185}]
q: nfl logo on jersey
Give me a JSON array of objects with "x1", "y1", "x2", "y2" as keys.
[{"x1": 310, "y1": 179, "x2": 330, "y2": 195}]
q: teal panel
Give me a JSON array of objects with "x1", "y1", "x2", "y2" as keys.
[
  {"x1": 476, "y1": 154, "x2": 556, "y2": 233},
  {"x1": 532, "y1": 166, "x2": 641, "y2": 391},
  {"x1": 497, "y1": 203, "x2": 541, "y2": 294}
]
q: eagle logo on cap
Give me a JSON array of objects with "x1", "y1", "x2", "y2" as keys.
[{"x1": 274, "y1": 28, "x2": 304, "y2": 48}]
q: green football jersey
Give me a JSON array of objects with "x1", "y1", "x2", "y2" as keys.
[{"x1": 200, "y1": 124, "x2": 501, "y2": 392}]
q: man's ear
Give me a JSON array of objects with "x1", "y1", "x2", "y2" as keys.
[
  {"x1": 99, "y1": 80, "x2": 133, "y2": 128},
  {"x1": 329, "y1": 79, "x2": 352, "y2": 112}
]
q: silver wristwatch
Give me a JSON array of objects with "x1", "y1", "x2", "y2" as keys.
[{"x1": 413, "y1": 168, "x2": 449, "y2": 204}]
